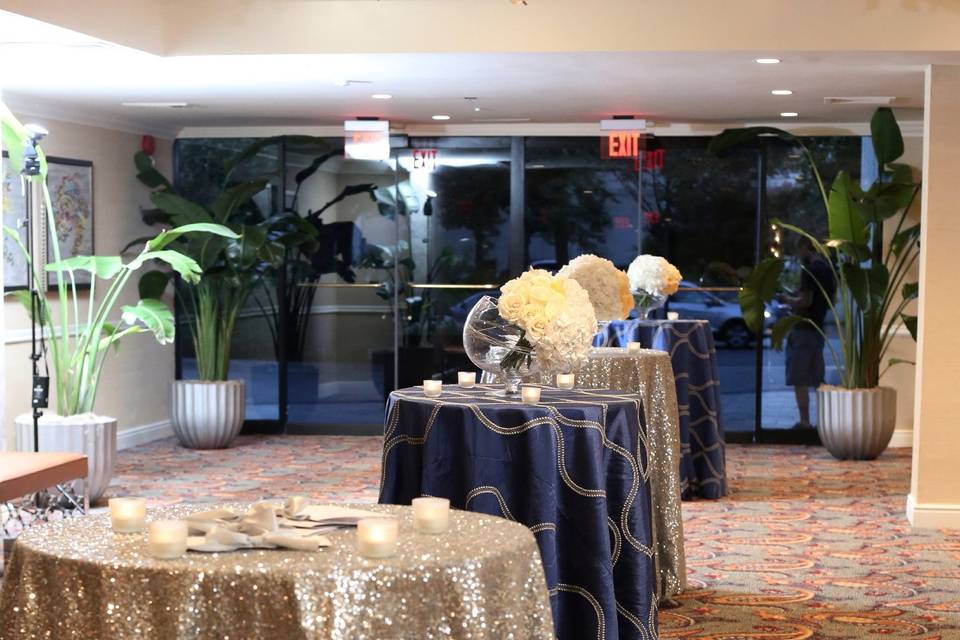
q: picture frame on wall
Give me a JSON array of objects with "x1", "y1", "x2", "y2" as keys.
[
  {"x1": 2, "y1": 150, "x2": 30, "y2": 291},
  {"x1": 44, "y1": 157, "x2": 94, "y2": 287}
]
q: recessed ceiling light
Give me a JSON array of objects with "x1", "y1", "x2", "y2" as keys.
[
  {"x1": 755, "y1": 58, "x2": 781, "y2": 64},
  {"x1": 473, "y1": 107, "x2": 483, "y2": 112},
  {"x1": 333, "y1": 78, "x2": 349, "y2": 87},
  {"x1": 771, "y1": 89, "x2": 793, "y2": 96},
  {"x1": 371, "y1": 94, "x2": 392, "y2": 100},
  {"x1": 780, "y1": 112, "x2": 799, "y2": 117},
  {"x1": 432, "y1": 115, "x2": 451, "y2": 121}
]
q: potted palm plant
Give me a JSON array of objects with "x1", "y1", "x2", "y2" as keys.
[
  {"x1": 2, "y1": 104, "x2": 236, "y2": 499},
  {"x1": 712, "y1": 107, "x2": 920, "y2": 459},
  {"x1": 133, "y1": 150, "x2": 315, "y2": 448}
]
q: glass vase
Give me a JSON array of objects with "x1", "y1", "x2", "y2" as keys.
[
  {"x1": 633, "y1": 290, "x2": 667, "y2": 320},
  {"x1": 463, "y1": 295, "x2": 539, "y2": 396}
]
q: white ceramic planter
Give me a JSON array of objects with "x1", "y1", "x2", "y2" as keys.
[
  {"x1": 15, "y1": 413, "x2": 117, "y2": 503},
  {"x1": 171, "y1": 380, "x2": 245, "y2": 449},
  {"x1": 817, "y1": 386, "x2": 897, "y2": 460}
]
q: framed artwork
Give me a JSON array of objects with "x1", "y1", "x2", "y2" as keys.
[
  {"x1": 2, "y1": 150, "x2": 30, "y2": 291},
  {"x1": 45, "y1": 157, "x2": 94, "y2": 287}
]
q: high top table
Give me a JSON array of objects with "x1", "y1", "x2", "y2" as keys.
[
  {"x1": 379, "y1": 385, "x2": 659, "y2": 640},
  {"x1": 595, "y1": 319, "x2": 728, "y2": 500}
]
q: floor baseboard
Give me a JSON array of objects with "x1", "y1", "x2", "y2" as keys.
[
  {"x1": 889, "y1": 428, "x2": 913, "y2": 448},
  {"x1": 117, "y1": 421, "x2": 173, "y2": 450},
  {"x1": 906, "y1": 493, "x2": 960, "y2": 529}
]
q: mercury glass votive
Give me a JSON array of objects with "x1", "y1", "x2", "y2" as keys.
[
  {"x1": 412, "y1": 497, "x2": 450, "y2": 534},
  {"x1": 627, "y1": 341, "x2": 643, "y2": 353},
  {"x1": 108, "y1": 497, "x2": 146, "y2": 533},
  {"x1": 521, "y1": 385, "x2": 541, "y2": 404},
  {"x1": 357, "y1": 518, "x2": 400, "y2": 558},
  {"x1": 423, "y1": 379, "x2": 442, "y2": 397},
  {"x1": 457, "y1": 371, "x2": 477, "y2": 388},
  {"x1": 148, "y1": 520, "x2": 188, "y2": 559},
  {"x1": 556, "y1": 373, "x2": 575, "y2": 390}
]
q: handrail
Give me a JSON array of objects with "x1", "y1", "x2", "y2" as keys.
[{"x1": 299, "y1": 282, "x2": 741, "y2": 292}]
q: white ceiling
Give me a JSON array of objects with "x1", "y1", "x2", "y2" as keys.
[{"x1": 0, "y1": 10, "x2": 939, "y2": 137}]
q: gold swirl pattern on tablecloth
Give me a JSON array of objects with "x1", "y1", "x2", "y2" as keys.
[
  {"x1": 0, "y1": 503, "x2": 554, "y2": 640},
  {"x1": 381, "y1": 385, "x2": 659, "y2": 640}
]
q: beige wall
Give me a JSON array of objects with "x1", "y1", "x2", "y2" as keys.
[
  {"x1": 909, "y1": 64, "x2": 960, "y2": 527},
  {"x1": 3, "y1": 115, "x2": 174, "y2": 448}
]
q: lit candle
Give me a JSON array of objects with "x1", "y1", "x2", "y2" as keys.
[
  {"x1": 521, "y1": 385, "x2": 541, "y2": 404},
  {"x1": 627, "y1": 341, "x2": 642, "y2": 353},
  {"x1": 357, "y1": 518, "x2": 400, "y2": 558},
  {"x1": 412, "y1": 497, "x2": 450, "y2": 534},
  {"x1": 423, "y1": 379, "x2": 442, "y2": 397},
  {"x1": 666, "y1": 311, "x2": 680, "y2": 321},
  {"x1": 556, "y1": 373, "x2": 575, "y2": 390},
  {"x1": 148, "y1": 520, "x2": 188, "y2": 559},
  {"x1": 108, "y1": 497, "x2": 146, "y2": 533},
  {"x1": 457, "y1": 371, "x2": 477, "y2": 388}
]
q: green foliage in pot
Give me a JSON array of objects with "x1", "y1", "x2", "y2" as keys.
[
  {"x1": 1, "y1": 103, "x2": 237, "y2": 415},
  {"x1": 710, "y1": 107, "x2": 920, "y2": 389},
  {"x1": 132, "y1": 151, "x2": 316, "y2": 381}
]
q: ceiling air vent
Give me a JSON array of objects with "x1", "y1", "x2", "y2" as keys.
[{"x1": 823, "y1": 96, "x2": 896, "y2": 105}]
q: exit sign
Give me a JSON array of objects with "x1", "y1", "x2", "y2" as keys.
[
  {"x1": 345, "y1": 120, "x2": 390, "y2": 160},
  {"x1": 604, "y1": 131, "x2": 642, "y2": 159}
]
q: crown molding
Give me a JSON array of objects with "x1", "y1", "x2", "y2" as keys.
[{"x1": 2, "y1": 94, "x2": 178, "y2": 139}]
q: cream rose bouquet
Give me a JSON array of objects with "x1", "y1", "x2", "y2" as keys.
[
  {"x1": 557, "y1": 254, "x2": 633, "y2": 321},
  {"x1": 498, "y1": 269, "x2": 598, "y2": 374},
  {"x1": 626, "y1": 255, "x2": 682, "y2": 317}
]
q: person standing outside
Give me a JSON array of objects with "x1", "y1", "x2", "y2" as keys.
[{"x1": 778, "y1": 236, "x2": 837, "y2": 429}]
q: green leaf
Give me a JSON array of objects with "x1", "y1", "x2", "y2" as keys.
[
  {"x1": 772, "y1": 219, "x2": 832, "y2": 261},
  {"x1": 210, "y1": 179, "x2": 268, "y2": 223},
  {"x1": 828, "y1": 171, "x2": 868, "y2": 244},
  {"x1": 134, "y1": 151, "x2": 173, "y2": 191},
  {"x1": 5, "y1": 289, "x2": 35, "y2": 320},
  {"x1": 902, "y1": 314, "x2": 918, "y2": 341},
  {"x1": 146, "y1": 222, "x2": 240, "y2": 251},
  {"x1": 871, "y1": 107, "x2": 904, "y2": 166},
  {"x1": 45, "y1": 255, "x2": 124, "y2": 279},
  {"x1": 121, "y1": 298, "x2": 175, "y2": 345},
  {"x1": 887, "y1": 162, "x2": 914, "y2": 184},
  {"x1": 902, "y1": 281, "x2": 918, "y2": 301},
  {"x1": 141, "y1": 207, "x2": 173, "y2": 226},
  {"x1": 891, "y1": 223, "x2": 920, "y2": 257},
  {"x1": 887, "y1": 357, "x2": 915, "y2": 368},
  {"x1": 128, "y1": 250, "x2": 203, "y2": 283},
  {"x1": 295, "y1": 150, "x2": 342, "y2": 185},
  {"x1": 226, "y1": 225, "x2": 267, "y2": 270},
  {"x1": 150, "y1": 191, "x2": 213, "y2": 226},
  {"x1": 98, "y1": 322, "x2": 126, "y2": 353},
  {"x1": 138, "y1": 270, "x2": 172, "y2": 299},
  {"x1": 708, "y1": 126, "x2": 801, "y2": 155},
  {"x1": 841, "y1": 262, "x2": 888, "y2": 312},
  {"x1": 737, "y1": 256, "x2": 783, "y2": 334},
  {"x1": 770, "y1": 316, "x2": 811, "y2": 351}
]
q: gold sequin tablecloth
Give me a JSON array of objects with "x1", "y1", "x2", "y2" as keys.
[
  {"x1": 0, "y1": 503, "x2": 554, "y2": 640},
  {"x1": 571, "y1": 347, "x2": 687, "y2": 600}
]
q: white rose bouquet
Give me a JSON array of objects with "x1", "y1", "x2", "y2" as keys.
[
  {"x1": 498, "y1": 269, "x2": 598, "y2": 374},
  {"x1": 626, "y1": 255, "x2": 682, "y2": 317},
  {"x1": 557, "y1": 254, "x2": 633, "y2": 321}
]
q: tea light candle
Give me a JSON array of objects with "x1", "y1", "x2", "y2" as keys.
[
  {"x1": 148, "y1": 520, "x2": 188, "y2": 559},
  {"x1": 457, "y1": 371, "x2": 477, "y2": 388},
  {"x1": 108, "y1": 497, "x2": 146, "y2": 533},
  {"x1": 666, "y1": 311, "x2": 680, "y2": 321},
  {"x1": 556, "y1": 373, "x2": 575, "y2": 390},
  {"x1": 357, "y1": 518, "x2": 400, "y2": 558},
  {"x1": 627, "y1": 341, "x2": 643, "y2": 353},
  {"x1": 412, "y1": 497, "x2": 450, "y2": 534},
  {"x1": 521, "y1": 385, "x2": 541, "y2": 404},
  {"x1": 423, "y1": 379, "x2": 442, "y2": 397}
]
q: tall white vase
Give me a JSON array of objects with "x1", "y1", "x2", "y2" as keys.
[
  {"x1": 817, "y1": 386, "x2": 897, "y2": 460},
  {"x1": 15, "y1": 413, "x2": 117, "y2": 503},
  {"x1": 170, "y1": 380, "x2": 245, "y2": 449}
]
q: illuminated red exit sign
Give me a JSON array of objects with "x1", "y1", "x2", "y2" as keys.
[{"x1": 605, "y1": 131, "x2": 642, "y2": 159}]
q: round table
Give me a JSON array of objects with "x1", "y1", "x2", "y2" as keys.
[
  {"x1": 594, "y1": 319, "x2": 728, "y2": 499},
  {"x1": 0, "y1": 503, "x2": 554, "y2": 640},
  {"x1": 379, "y1": 385, "x2": 659, "y2": 640}
]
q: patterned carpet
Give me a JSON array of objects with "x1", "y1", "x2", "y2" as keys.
[{"x1": 104, "y1": 438, "x2": 960, "y2": 639}]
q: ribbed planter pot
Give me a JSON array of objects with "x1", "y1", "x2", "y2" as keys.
[
  {"x1": 817, "y1": 386, "x2": 897, "y2": 460},
  {"x1": 171, "y1": 380, "x2": 246, "y2": 449},
  {"x1": 15, "y1": 413, "x2": 117, "y2": 503}
]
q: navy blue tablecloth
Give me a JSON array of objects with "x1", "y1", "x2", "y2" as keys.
[
  {"x1": 379, "y1": 385, "x2": 658, "y2": 640},
  {"x1": 594, "y1": 320, "x2": 727, "y2": 500}
]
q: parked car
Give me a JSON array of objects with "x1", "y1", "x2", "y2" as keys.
[{"x1": 667, "y1": 281, "x2": 789, "y2": 348}]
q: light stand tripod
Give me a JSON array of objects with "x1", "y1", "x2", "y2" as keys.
[{"x1": 20, "y1": 124, "x2": 49, "y2": 453}]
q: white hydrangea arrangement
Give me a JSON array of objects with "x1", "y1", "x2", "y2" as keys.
[
  {"x1": 557, "y1": 254, "x2": 633, "y2": 321},
  {"x1": 498, "y1": 269, "x2": 598, "y2": 373},
  {"x1": 626, "y1": 255, "x2": 682, "y2": 298}
]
